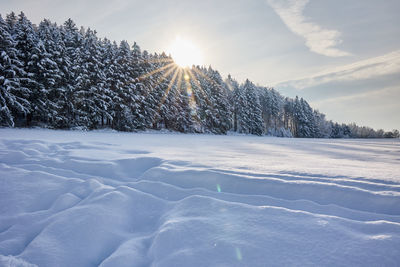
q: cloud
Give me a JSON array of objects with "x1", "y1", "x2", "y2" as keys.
[
  {"x1": 275, "y1": 49, "x2": 400, "y2": 89},
  {"x1": 309, "y1": 84, "x2": 400, "y2": 130},
  {"x1": 267, "y1": 0, "x2": 350, "y2": 57},
  {"x1": 311, "y1": 85, "x2": 400, "y2": 106}
]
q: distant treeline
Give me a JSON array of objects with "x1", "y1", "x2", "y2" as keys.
[{"x1": 1, "y1": 12, "x2": 398, "y2": 138}]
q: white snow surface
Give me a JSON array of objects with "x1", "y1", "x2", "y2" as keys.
[{"x1": 1, "y1": 128, "x2": 400, "y2": 266}]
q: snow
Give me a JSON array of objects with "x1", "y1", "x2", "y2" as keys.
[{"x1": 0, "y1": 128, "x2": 400, "y2": 266}]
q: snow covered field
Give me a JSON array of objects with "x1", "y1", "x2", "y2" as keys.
[{"x1": 1, "y1": 128, "x2": 400, "y2": 266}]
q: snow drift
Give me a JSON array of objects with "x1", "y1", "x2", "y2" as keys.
[{"x1": 0, "y1": 128, "x2": 399, "y2": 266}]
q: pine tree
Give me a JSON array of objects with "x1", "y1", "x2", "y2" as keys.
[
  {"x1": 242, "y1": 80, "x2": 263, "y2": 135},
  {"x1": 147, "y1": 53, "x2": 174, "y2": 130},
  {"x1": 59, "y1": 18, "x2": 82, "y2": 127},
  {"x1": 188, "y1": 66, "x2": 206, "y2": 132},
  {"x1": 225, "y1": 75, "x2": 237, "y2": 131},
  {"x1": 111, "y1": 40, "x2": 136, "y2": 131},
  {"x1": 14, "y1": 12, "x2": 47, "y2": 126},
  {"x1": 230, "y1": 76, "x2": 247, "y2": 133},
  {"x1": 139, "y1": 50, "x2": 158, "y2": 129},
  {"x1": 283, "y1": 97, "x2": 295, "y2": 135},
  {"x1": 130, "y1": 41, "x2": 148, "y2": 130},
  {"x1": 38, "y1": 19, "x2": 65, "y2": 127},
  {"x1": 0, "y1": 14, "x2": 30, "y2": 126},
  {"x1": 74, "y1": 28, "x2": 109, "y2": 129},
  {"x1": 102, "y1": 38, "x2": 119, "y2": 128},
  {"x1": 171, "y1": 70, "x2": 194, "y2": 133},
  {"x1": 207, "y1": 68, "x2": 231, "y2": 134},
  {"x1": 297, "y1": 98, "x2": 315, "y2": 138}
]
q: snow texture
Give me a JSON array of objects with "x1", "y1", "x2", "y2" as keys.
[{"x1": 0, "y1": 128, "x2": 400, "y2": 266}]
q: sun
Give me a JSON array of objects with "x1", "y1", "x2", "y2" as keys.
[{"x1": 168, "y1": 36, "x2": 203, "y2": 68}]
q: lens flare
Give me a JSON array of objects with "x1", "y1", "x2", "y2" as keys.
[
  {"x1": 216, "y1": 184, "x2": 221, "y2": 193},
  {"x1": 235, "y1": 247, "x2": 243, "y2": 261}
]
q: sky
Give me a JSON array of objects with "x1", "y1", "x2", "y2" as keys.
[{"x1": 1, "y1": 0, "x2": 399, "y2": 130}]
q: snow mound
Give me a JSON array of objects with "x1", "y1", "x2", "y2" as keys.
[
  {"x1": 0, "y1": 255, "x2": 37, "y2": 267},
  {"x1": 1, "y1": 129, "x2": 400, "y2": 266}
]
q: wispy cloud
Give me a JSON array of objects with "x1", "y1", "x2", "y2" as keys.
[
  {"x1": 275, "y1": 50, "x2": 400, "y2": 89},
  {"x1": 267, "y1": 0, "x2": 350, "y2": 57},
  {"x1": 311, "y1": 85, "x2": 400, "y2": 106}
]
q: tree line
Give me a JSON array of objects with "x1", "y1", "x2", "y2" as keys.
[{"x1": 1, "y1": 12, "x2": 398, "y2": 138}]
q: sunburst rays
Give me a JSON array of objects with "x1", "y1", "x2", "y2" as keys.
[
  {"x1": 123, "y1": 51, "x2": 216, "y2": 132},
  {"x1": 157, "y1": 64, "x2": 180, "y2": 112},
  {"x1": 139, "y1": 58, "x2": 212, "y2": 122}
]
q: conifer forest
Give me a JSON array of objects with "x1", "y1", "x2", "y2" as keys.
[{"x1": 1, "y1": 12, "x2": 398, "y2": 138}]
